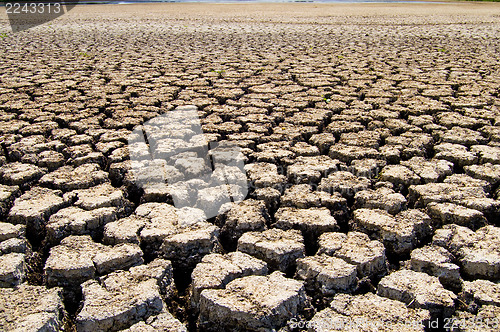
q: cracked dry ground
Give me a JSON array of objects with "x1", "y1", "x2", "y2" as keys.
[{"x1": 1, "y1": 3, "x2": 500, "y2": 331}]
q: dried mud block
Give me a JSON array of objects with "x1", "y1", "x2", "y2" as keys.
[
  {"x1": 385, "y1": 132, "x2": 433, "y2": 159},
  {"x1": 379, "y1": 164, "x2": 420, "y2": 189},
  {"x1": 274, "y1": 207, "x2": 338, "y2": 238},
  {"x1": 452, "y1": 305, "x2": 500, "y2": 332},
  {"x1": 0, "y1": 162, "x2": 46, "y2": 187},
  {"x1": 401, "y1": 157, "x2": 453, "y2": 183},
  {"x1": 46, "y1": 206, "x2": 118, "y2": 244},
  {"x1": 318, "y1": 171, "x2": 371, "y2": 199},
  {"x1": 253, "y1": 187, "x2": 281, "y2": 213},
  {"x1": 329, "y1": 144, "x2": 381, "y2": 164},
  {"x1": 440, "y1": 127, "x2": 487, "y2": 146},
  {"x1": 354, "y1": 187, "x2": 406, "y2": 214},
  {"x1": 287, "y1": 156, "x2": 340, "y2": 184},
  {"x1": 318, "y1": 232, "x2": 387, "y2": 278},
  {"x1": 461, "y1": 279, "x2": 500, "y2": 307},
  {"x1": 39, "y1": 164, "x2": 108, "y2": 191},
  {"x1": 103, "y1": 216, "x2": 146, "y2": 245},
  {"x1": 0, "y1": 284, "x2": 65, "y2": 331},
  {"x1": 160, "y1": 223, "x2": 221, "y2": 268},
  {"x1": 353, "y1": 209, "x2": 431, "y2": 256},
  {"x1": 434, "y1": 143, "x2": 478, "y2": 167},
  {"x1": 346, "y1": 158, "x2": 387, "y2": 179},
  {"x1": 471, "y1": 145, "x2": 500, "y2": 164},
  {"x1": 0, "y1": 184, "x2": 19, "y2": 217},
  {"x1": 244, "y1": 162, "x2": 286, "y2": 190},
  {"x1": 295, "y1": 255, "x2": 357, "y2": 295},
  {"x1": 122, "y1": 310, "x2": 187, "y2": 332},
  {"x1": 76, "y1": 259, "x2": 174, "y2": 332},
  {"x1": 44, "y1": 235, "x2": 143, "y2": 287},
  {"x1": 281, "y1": 184, "x2": 347, "y2": 211},
  {"x1": 308, "y1": 293, "x2": 430, "y2": 332},
  {"x1": 408, "y1": 182, "x2": 500, "y2": 218},
  {"x1": 71, "y1": 183, "x2": 131, "y2": 211},
  {"x1": 433, "y1": 225, "x2": 500, "y2": 280},
  {"x1": 190, "y1": 252, "x2": 268, "y2": 310},
  {"x1": 0, "y1": 253, "x2": 25, "y2": 287},
  {"x1": 464, "y1": 163, "x2": 500, "y2": 186},
  {"x1": 309, "y1": 133, "x2": 336, "y2": 154},
  {"x1": 427, "y1": 202, "x2": 486, "y2": 229},
  {"x1": 377, "y1": 269, "x2": 457, "y2": 318},
  {"x1": 217, "y1": 199, "x2": 270, "y2": 246},
  {"x1": 237, "y1": 228, "x2": 305, "y2": 272},
  {"x1": 410, "y1": 245, "x2": 461, "y2": 289},
  {"x1": 198, "y1": 271, "x2": 308, "y2": 331},
  {"x1": 8, "y1": 187, "x2": 70, "y2": 232}
]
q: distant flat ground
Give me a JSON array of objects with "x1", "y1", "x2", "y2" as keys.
[{"x1": 63, "y1": 2, "x2": 500, "y2": 21}]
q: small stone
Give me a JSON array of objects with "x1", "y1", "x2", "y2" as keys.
[
  {"x1": 377, "y1": 269, "x2": 457, "y2": 317},
  {"x1": 198, "y1": 271, "x2": 307, "y2": 331},
  {"x1": 71, "y1": 183, "x2": 130, "y2": 211},
  {"x1": 244, "y1": 162, "x2": 286, "y2": 190},
  {"x1": 237, "y1": 228, "x2": 305, "y2": 272},
  {"x1": 160, "y1": 223, "x2": 221, "y2": 268},
  {"x1": 295, "y1": 255, "x2": 357, "y2": 295},
  {"x1": 217, "y1": 199, "x2": 269, "y2": 247}
]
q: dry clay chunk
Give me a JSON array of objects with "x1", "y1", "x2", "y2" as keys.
[
  {"x1": 353, "y1": 209, "x2": 431, "y2": 255},
  {"x1": 433, "y1": 224, "x2": 500, "y2": 280},
  {"x1": 121, "y1": 310, "x2": 187, "y2": 332},
  {"x1": 410, "y1": 245, "x2": 461, "y2": 289},
  {"x1": 0, "y1": 284, "x2": 65, "y2": 331},
  {"x1": 461, "y1": 279, "x2": 500, "y2": 307},
  {"x1": 318, "y1": 231, "x2": 387, "y2": 277},
  {"x1": 237, "y1": 228, "x2": 305, "y2": 272},
  {"x1": 8, "y1": 187, "x2": 70, "y2": 231},
  {"x1": 274, "y1": 207, "x2": 338, "y2": 236},
  {"x1": 308, "y1": 293, "x2": 430, "y2": 332},
  {"x1": 190, "y1": 252, "x2": 268, "y2": 309},
  {"x1": 199, "y1": 271, "x2": 308, "y2": 331},
  {"x1": 377, "y1": 269, "x2": 456, "y2": 318},
  {"x1": 295, "y1": 255, "x2": 357, "y2": 295},
  {"x1": 44, "y1": 235, "x2": 143, "y2": 286},
  {"x1": 76, "y1": 259, "x2": 175, "y2": 332},
  {"x1": 39, "y1": 163, "x2": 108, "y2": 191}
]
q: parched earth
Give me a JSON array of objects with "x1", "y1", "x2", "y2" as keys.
[{"x1": 1, "y1": 3, "x2": 500, "y2": 331}]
